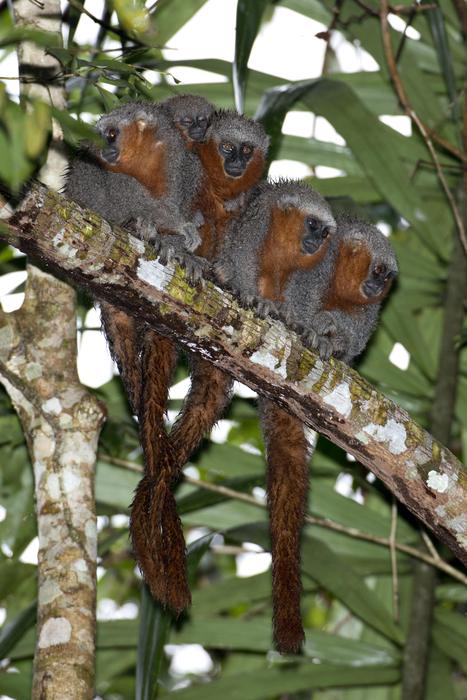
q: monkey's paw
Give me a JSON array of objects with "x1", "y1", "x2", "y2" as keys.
[
  {"x1": 301, "y1": 329, "x2": 334, "y2": 361},
  {"x1": 181, "y1": 222, "x2": 202, "y2": 253},
  {"x1": 253, "y1": 298, "x2": 279, "y2": 319},
  {"x1": 181, "y1": 255, "x2": 211, "y2": 284},
  {"x1": 311, "y1": 311, "x2": 338, "y2": 337}
]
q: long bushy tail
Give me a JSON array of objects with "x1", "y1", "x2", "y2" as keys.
[
  {"x1": 260, "y1": 399, "x2": 310, "y2": 654},
  {"x1": 130, "y1": 329, "x2": 191, "y2": 613},
  {"x1": 169, "y1": 358, "x2": 234, "y2": 466},
  {"x1": 100, "y1": 302, "x2": 142, "y2": 414}
]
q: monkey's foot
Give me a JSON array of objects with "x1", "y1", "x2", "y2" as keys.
[
  {"x1": 181, "y1": 222, "x2": 202, "y2": 253},
  {"x1": 181, "y1": 255, "x2": 211, "y2": 284},
  {"x1": 301, "y1": 328, "x2": 334, "y2": 361}
]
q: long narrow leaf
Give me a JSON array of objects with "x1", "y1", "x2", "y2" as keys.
[{"x1": 233, "y1": 0, "x2": 271, "y2": 112}]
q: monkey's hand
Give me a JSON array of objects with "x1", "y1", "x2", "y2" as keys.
[
  {"x1": 180, "y1": 221, "x2": 202, "y2": 253},
  {"x1": 301, "y1": 311, "x2": 341, "y2": 361},
  {"x1": 242, "y1": 295, "x2": 279, "y2": 319}
]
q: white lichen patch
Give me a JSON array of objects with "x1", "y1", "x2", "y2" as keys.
[
  {"x1": 323, "y1": 382, "x2": 352, "y2": 418},
  {"x1": 39, "y1": 579, "x2": 61, "y2": 606},
  {"x1": 427, "y1": 470, "x2": 449, "y2": 493},
  {"x1": 62, "y1": 467, "x2": 81, "y2": 494},
  {"x1": 59, "y1": 413, "x2": 73, "y2": 429},
  {"x1": 137, "y1": 258, "x2": 168, "y2": 289},
  {"x1": 25, "y1": 362, "x2": 42, "y2": 380},
  {"x1": 33, "y1": 431, "x2": 55, "y2": 460},
  {"x1": 38, "y1": 617, "x2": 72, "y2": 648},
  {"x1": 129, "y1": 236, "x2": 145, "y2": 254},
  {"x1": 61, "y1": 433, "x2": 95, "y2": 467},
  {"x1": 222, "y1": 325, "x2": 234, "y2": 336},
  {"x1": 42, "y1": 397, "x2": 62, "y2": 415},
  {"x1": 362, "y1": 419, "x2": 407, "y2": 455},
  {"x1": 52, "y1": 232, "x2": 78, "y2": 260},
  {"x1": 85, "y1": 519, "x2": 97, "y2": 559},
  {"x1": 250, "y1": 329, "x2": 291, "y2": 379},
  {"x1": 47, "y1": 473, "x2": 61, "y2": 500}
]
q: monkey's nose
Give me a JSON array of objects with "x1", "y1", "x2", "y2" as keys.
[{"x1": 101, "y1": 145, "x2": 119, "y2": 164}]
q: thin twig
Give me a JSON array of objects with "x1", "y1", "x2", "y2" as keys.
[
  {"x1": 421, "y1": 530, "x2": 442, "y2": 563},
  {"x1": 100, "y1": 453, "x2": 467, "y2": 587},
  {"x1": 380, "y1": 0, "x2": 467, "y2": 255},
  {"x1": 390, "y1": 499, "x2": 400, "y2": 622}
]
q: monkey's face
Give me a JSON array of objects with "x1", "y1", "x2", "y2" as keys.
[
  {"x1": 176, "y1": 112, "x2": 211, "y2": 142},
  {"x1": 99, "y1": 124, "x2": 121, "y2": 164},
  {"x1": 361, "y1": 259, "x2": 397, "y2": 300},
  {"x1": 218, "y1": 140, "x2": 255, "y2": 178},
  {"x1": 301, "y1": 216, "x2": 333, "y2": 255}
]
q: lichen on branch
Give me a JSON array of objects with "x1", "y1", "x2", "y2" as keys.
[{"x1": 3, "y1": 181, "x2": 467, "y2": 566}]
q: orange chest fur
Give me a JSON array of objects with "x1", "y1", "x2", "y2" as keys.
[
  {"x1": 257, "y1": 207, "x2": 330, "y2": 302},
  {"x1": 103, "y1": 122, "x2": 168, "y2": 198},
  {"x1": 324, "y1": 241, "x2": 372, "y2": 312}
]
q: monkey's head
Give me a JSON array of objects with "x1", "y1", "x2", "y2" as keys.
[
  {"x1": 327, "y1": 217, "x2": 398, "y2": 309},
  {"x1": 162, "y1": 94, "x2": 214, "y2": 143},
  {"x1": 255, "y1": 181, "x2": 336, "y2": 301},
  {"x1": 94, "y1": 101, "x2": 181, "y2": 197},
  {"x1": 199, "y1": 110, "x2": 270, "y2": 196}
]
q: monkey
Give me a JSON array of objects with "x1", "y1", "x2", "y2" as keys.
[
  {"x1": 216, "y1": 201, "x2": 397, "y2": 654},
  {"x1": 214, "y1": 180, "x2": 337, "y2": 654},
  {"x1": 284, "y1": 215, "x2": 398, "y2": 364},
  {"x1": 129, "y1": 111, "x2": 270, "y2": 613},
  {"x1": 65, "y1": 100, "x2": 207, "y2": 612},
  {"x1": 162, "y1": 93, "x2": 215, "y2": 145}
]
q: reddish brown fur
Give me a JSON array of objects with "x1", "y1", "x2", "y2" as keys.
[
  {"x1": 325, "y1": 240, "x2": 378, "y2": 312},
  {"x1": 100, "y1": 302, "x2": 141, "y2": 414},
  {"x1": 102, "y1": 121, "x2": 167, "y2": 198},
  {"x1": 130, "y1": 330, "x2": 191, "y2": 613},
  {"x1": 261, "y1": 400, "x2": 309, "y2": 653},
  {"x1": 192, "y1": 142, "x2": 265, "y2": 259},
  {"x1": 197, "y1": 141, "x2": 264, "y2": 199},
  {"x1": 258, "y1": 212, "x2": 330, "y2": 653},
  {"x1": 170, "y1": 361, "x2": 233, "y2": 466},
  {"x1": 258, "y1": 207, "x2": 330, "y2": 301}
]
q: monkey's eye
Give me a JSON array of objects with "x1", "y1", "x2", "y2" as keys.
[
  {"x1": 221, "y1": 142, "x2": 234, "y2": 153},
  {"x1": 305, "y1": 216, "x2": 329, "y2": 238},
  {"x1": 373, "y1": 263, "x2": 387, "y2": 278},
  {"x1": 241, "y1": 144, "x2": 253, "y2": 156},
  {"x1": 198, "y1": 116, "x2": 208, "y2": 124},
  {"x1": 106, "y1": 127, "x2": 118, "y2": 143},
  {"x1": 181, "y1": 117, "x2": 193, "y2": 125}
]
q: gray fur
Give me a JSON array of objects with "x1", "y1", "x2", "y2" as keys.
[
  {"x1": 162, "y1": 94, "x2": 214, "y2": 126},
  {"x1": 215, "y1": 179, "x2": 336, "y2": 301},
  {"x1": 287, "y1": 216, "x2": 397, "y2": 363},
  {"x1": 65, "y1": 100, "x2": 204, "y2": 251},
  {"x1": 207, "y1": 110, "x2": 270, "y2": 157}
]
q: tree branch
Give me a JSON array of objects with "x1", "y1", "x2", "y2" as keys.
[{"x1": 2, "y1": 181, "x2": 467, "y2": 567}]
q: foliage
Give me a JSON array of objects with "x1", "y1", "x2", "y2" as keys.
[{"x1": 0, "y1": 1, "x2": 466, "y2": 699}]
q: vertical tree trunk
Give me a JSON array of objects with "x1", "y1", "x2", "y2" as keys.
[{"x1": 0, "y1": 2, "x2": 106, "y2": 697}]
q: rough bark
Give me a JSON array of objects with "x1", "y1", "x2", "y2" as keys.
[
  {"x1": 2, "y1": 182, "x2": 467, "y2": 567},
  {"x1": 1, "y1": 4, "x2": 106, "y2": 698},
  {"x1": 0, "y1": 269, "x2": 105, "y2": 699}
]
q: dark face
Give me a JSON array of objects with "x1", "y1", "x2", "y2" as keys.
[
  {"x1": 301, "y1": 216, "x2": 332, "y2": 254},
  {"x1": 362, "y1": 261, "x2": 396, "y2": 298},
  {"x1": 219, "y1": 140, "x2": 254, "y2": 177},
  {"x1": 179, "y1": 113, "x2": 210, "y2": 142},
  {"x1": 100, "y1": 124, "x2": 120, "y2": 164}
]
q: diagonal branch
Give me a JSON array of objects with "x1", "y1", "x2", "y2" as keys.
[{"x1": 1, "y1": 181, "x2": 467, "y2": 566}]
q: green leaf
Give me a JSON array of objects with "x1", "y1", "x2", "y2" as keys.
[
  {"x1": 228, "y1": 524, "x2": 404, "y2": 645},
  {"x1": 0, "y1": 601, "x2": 36, "y2": 659},
  {"x1": 149, "y1": 0, "x2": 209, "y2": 47},
  {"x1": 433, "y1": 609, "x2": 467, "y2": 673},
  {"x1": 233, "y1": 0, "x2": 271, "y2": 112},
  {"x1": 135, "y1": 585, "x2": 171, "y2": 700},
  {"x1": 170, "y1": 664, "x2": 399, "y2": 700}
]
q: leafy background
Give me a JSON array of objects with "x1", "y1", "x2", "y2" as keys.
[{"x1": 0, "y1": 1, "x2": 466, "y2": 698}]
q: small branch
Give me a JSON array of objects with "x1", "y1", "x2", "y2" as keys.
[
  {"x1": 380, "y1": 0, "x2": 467, "y2": 254},
  {"x1": 390, "y1": 500, "x2": 400, "y2": 623},
  {"x1": 100, "y1": 454, "x2": 467, "y2": 587}
]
